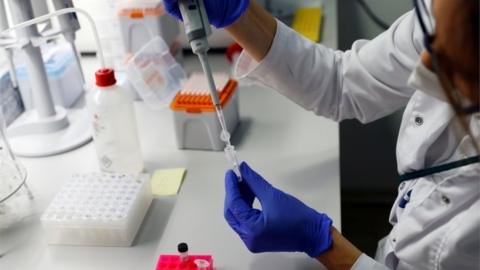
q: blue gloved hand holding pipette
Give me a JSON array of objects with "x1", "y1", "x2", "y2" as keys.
[
  {"x1": 163, "y1": 0, "x2": 249, "y2": 28},
  {"x1": 224, "y1": 162, "x2": 333, "y2": 257}
]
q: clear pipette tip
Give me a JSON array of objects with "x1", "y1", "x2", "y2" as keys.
[
  {"x1": 216, "y1": 108, "x2": 242, "y2": 181},
  {"x1": 197, "y1": 53, "x2": 242, "y2": 182}
]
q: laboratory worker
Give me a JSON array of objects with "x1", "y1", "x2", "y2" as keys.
[{"x1": 165, "y1": 0, "x2": 480, "y2": 269}]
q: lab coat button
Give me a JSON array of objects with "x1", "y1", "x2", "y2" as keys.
[
  {"x1": 415, "y1": 116, "x2": 424, "y2": 126},
  {"x1": 441, "y1": 195, "x2": 450, "y2": 205},
  {"x1": 399, "y1": 182, "x2": 406, "y2": 190}
]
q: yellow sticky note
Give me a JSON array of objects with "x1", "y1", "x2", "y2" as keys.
[{"x1": 150, "y1": 168, "x2": 187, "y2": 196}]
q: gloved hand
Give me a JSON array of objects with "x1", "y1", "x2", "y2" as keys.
[
  {"x1": 163, "y1": 0, "x2": 250, "y2": 28},
  {"x1": 224, "y1": 162, "x2": 333, "y2": 257}
]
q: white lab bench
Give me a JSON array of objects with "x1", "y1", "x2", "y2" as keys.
[{"x1": 0, "y1": 2, "x2": 340, "y2": 269}]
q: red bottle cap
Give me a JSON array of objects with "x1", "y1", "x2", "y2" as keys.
[
  {"x1": 226, "y1": 43, "x2": 243, "y2": 63},
  {"x1": 95, "y1": 68, "x2": 117, "y2": 87}
]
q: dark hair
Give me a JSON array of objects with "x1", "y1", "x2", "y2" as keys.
[
  {"x1": 468, "y1": 1, "x2": 479, "y2": 64},
  {"x1": 439, "y1": 1, "x2": 480, "y2": 153}
]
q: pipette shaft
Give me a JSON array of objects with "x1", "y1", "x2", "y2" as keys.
[
  {"x1": 197, "y1": 53, "x2": 221, "y2": 106},
  {"x1": 198, "y1": 53, "x2": 242, "y2": 179}
]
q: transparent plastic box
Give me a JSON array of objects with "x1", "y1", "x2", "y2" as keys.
[
  {"x1": 15, "y1": 43, "x2": 84, "y2": 109},
  {"x1": 126, "y1": 36, "x2": 186, "y2": 110},
  {"x1": 41, "y1": 173, "x2": 152, "y2": 247},
  {"x1": 117, "y1": 0, "x2": 180, "y2": 55}
]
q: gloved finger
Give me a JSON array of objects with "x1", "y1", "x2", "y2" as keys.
[
  {"x1": 224, "y1": 191, "x2": 249, "y2": 237},
  {"x1": 225, "y1": 170, "x2": 261, "y2": 224},
  {"x1": 239, "y1": 177, "x2": 255, "y2": 207},
  {"x1": 224, "y1": 171, "x2": 239, "y2": 217},
  {"x1": 224, "y1": 209, "x2": 245, "y2": 235},
  {"x1": 225, "y1": 170, "x2": 253, "y2": 213},
  {"x1": 226, "y1": 173, "x2": 255, "y2": 208},
  {"x1": 163, "y1": 0, "x2": 183, "y2": 20},
  {"x1": 240, "y1": 162, "x2": 273, "y2": 202}
]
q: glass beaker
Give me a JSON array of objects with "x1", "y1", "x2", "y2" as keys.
[{"x1": 0, "y1": 110, "x2": 34, "y2": 230}]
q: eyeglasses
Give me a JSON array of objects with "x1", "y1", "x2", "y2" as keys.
[
  {"x1": 402, "y1": 0, "x2": 480, "y2": 180},
  {"x1": 413, "y1": 0, "x2": 479, "y2": 115},
  {"x1": 413, "y1": 0, "x2": 435, "y2": 53}
]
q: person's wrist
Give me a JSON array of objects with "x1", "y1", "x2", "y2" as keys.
[
  {"x1": 316, "y1": 228, "x2": 362, "y2": 269},
  {"x1": 216, "y1": 0, "x2": 250, "y2": 28},
  {"x1": 225, "y1": 0, "x2": 252, "y2": 30},
  {"x1": 305, "y1": 212, "x2": 333, "y2": 258},
  {"x1": 224, "y1": 0, "x2": 277, "y2": 61}
]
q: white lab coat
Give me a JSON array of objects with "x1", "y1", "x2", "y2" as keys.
[{"x1": 234, "y1": 7, "x2": 480, "y2": 270}]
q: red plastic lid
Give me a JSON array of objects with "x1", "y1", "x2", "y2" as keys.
[
  {"x1": 95, "y1": 68, "x2": 117, "y2": 87},
  {"x1": 226, "y1": 43, "x2": 243, "y2": 63}
]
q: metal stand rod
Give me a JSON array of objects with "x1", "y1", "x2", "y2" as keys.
[
  {"x1": 0, "y1": 0, "x2": 9, "y2": 31},
  {"x1": 8, "y1": 0, "x2": 56, "y2": 118}
]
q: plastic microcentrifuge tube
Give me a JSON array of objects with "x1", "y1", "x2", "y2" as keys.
[
  {"x1": 178, "y1": 243, "x2": 189, "y2": 262},
  {"x1": 218, "y1": 117, "x2": 242, "y2": 181},
  {"x1": 224, "y1": 144, "x2": 241, "y2": 178},
  {"x1": 194, "y1": 259, "x2": 211, "y2": 270}
]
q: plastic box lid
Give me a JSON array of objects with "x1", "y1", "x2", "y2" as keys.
[
  {"x1": 118, "y1": 0, "x2": 164, "y2": 18},
  {"x1": 170, "y1": 80, "x2": 237, "y2": 113}
]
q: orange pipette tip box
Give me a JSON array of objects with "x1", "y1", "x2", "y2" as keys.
[
  {"x1": 118, "y1": 5, "x2": 165, "y2": 18},
  {"x1": 170, "y1": 80, "x2": 238, "y2": 114}
]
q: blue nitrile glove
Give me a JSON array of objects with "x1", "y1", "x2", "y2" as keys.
[
  {"x1": 163, "y1": 0, "x2": 250, "y2": 28},
  {"x1": 224, "y1": 162, "x2": 333, "y2": 257}
]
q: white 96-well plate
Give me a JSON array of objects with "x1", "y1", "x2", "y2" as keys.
[{"x1": 41, "y1": 173, "x2": 152, "y2": 246}]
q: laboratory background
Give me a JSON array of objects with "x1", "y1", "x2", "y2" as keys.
[{"x1": 0, "y1": 0, "x2": 417, "y2": 269}]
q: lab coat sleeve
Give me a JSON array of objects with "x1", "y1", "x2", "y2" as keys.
[
  {"x1": 351, "y1": 254, "x2": 391, "y2": 270},
  {"x1": 234, "y1": 10, "x2": 423, "y2": 123}
]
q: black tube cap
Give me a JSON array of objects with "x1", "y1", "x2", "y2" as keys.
[{"x1": 178, "y1": 243, "x2": 188, "y2": 253}]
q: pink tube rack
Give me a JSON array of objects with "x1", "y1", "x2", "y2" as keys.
[{"x1": 156, "y1": 255, "x2": 213, "y2": 270}]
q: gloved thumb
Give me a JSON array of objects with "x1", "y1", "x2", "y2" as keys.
[
  {"x1": 225, "y1": 170, "x2": 252, "y2": 214},
  {"x1": 240, "y1": 162, "x2": 272, "y2": 201},
  {"x1": 225, "y1": 170, "x2": 261, "y2": 224}
]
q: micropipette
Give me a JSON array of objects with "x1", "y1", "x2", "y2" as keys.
[{"x1": 179, "y1": 0, "x2": 242, "y2": 179}]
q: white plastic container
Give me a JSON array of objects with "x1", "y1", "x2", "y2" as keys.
[
  {"x1": 87, "y1": 68, "x2": 144, "y2": 174},
  {"x1": 117, "y1": 0, "x2": 180, "y2": 55},
  {"x1": 41, "y1": 173, "x2": 152, "y2": 246},
  {"x1": 172, "y1": 93, "x2": 239, "y2": 151},
  {"x1": 15, "y1": 43, "x2": 84, "y2": 109},
  {"x1": 170, "y1": 73, "x2": 240, "y2": 151}
]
